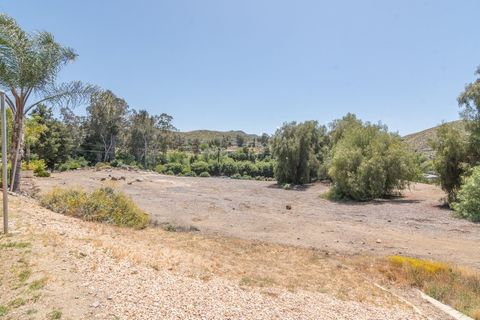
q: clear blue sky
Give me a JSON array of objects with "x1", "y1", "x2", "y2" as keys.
[{"x1": 1, "y1": 0, "x2": 479, "y2": 135}]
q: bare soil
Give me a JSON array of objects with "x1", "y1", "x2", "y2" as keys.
[
  {"x1": 34, "y1": 168, "x2": 480, "y2": 270},
  {"x1": 1, "y1": 195, "x2": 449, "y2": 319}
]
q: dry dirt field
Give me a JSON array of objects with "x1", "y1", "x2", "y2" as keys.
[
  {"x1": 34, "y1": 168, "x2": 480, "y2": 269},
  {"x1": 0, "y1": 194, "x2": 451, "y2": 319}
]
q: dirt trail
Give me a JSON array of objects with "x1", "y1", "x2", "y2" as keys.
[{"x1": 34, "y1": 168, "x2": 480, "y2": 269}]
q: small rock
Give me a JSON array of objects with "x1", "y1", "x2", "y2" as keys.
[
  {"x1": 387, "y1": 219, "x2": 391, "y2": 223},
  {"x1": 91, "y1": 301, "x2": 100, "y2": 308},
  {"x1": 136, "y1": 178, "x2": 143, "y2": 182},
  {"x1": 100, "y1": 177, "x2": 106, "y2": 181},
  {"x1": 286, "y1": 204, "x2": 292, "y2": 210},
  {"x1": 375, "y1": 239, "x2": 382, "y2": 243},
  {"x1": 127, "y1": 182, "x2": 133, "y2": 185}
]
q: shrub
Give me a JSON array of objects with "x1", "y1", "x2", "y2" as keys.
[
  {"x1": 164, "y1": 162, "x2": 183, "y2": 175},
  {"x1": 199, "y1": 171, "x2": 210, "y2": 177},
  {"x1": 58, "y1": 157, "x2": 89, "y2": 172},
  {"x1": 221, "y1": 158, "x2": 238, "y2": 176},
  {"x1": 242, "y1": 175, "x2": 252, "y2": 180},
  {"x1": 155, "y1": 164, "x2": 165, "y2": 174},
  {"x1": 231, "y1": 173, "x2": 242, "y2": 179},
  {"x1": 40, "y1": 187, "x2": 149, "y2": 229},
  {"x1": 190, "y1": 161, "x2": 210, "y2": 175},
  {"x1": 256, "y1": 160, "x2": 275, "y2": 178},
  {"x1": 23, "y1": 159, "x2": 49, "y2": 177},
  {"x1": 272, "y1": 121, "x2": 329, "y2": 184},
  {"x1": 166, "y1": 151, "x2": 188, "y2": 164},
  {"x1": 110, "y1": 158, "x2": 124, "y2": 168},
  {"x1": 236, "y1": 161, "x2": 258, "y2": 176},
  {"x1": 452, "y1": 165, "x2": 480, "y2": 222},
  {"x1": 95, "y1": 162, "x2": 111, "y2": 170},
  {"x1": 165, "y1": 170, "x2": 174, "y2": 175},
  {"x1": 183, "y1": 171, "x2": 197, "y2": 177},
  {"x1": 328, "y1": 123, "x2": 418, "y2": 201},
  {"x1": 208, "y1": 160, "x2": 221, "y2": 176}
]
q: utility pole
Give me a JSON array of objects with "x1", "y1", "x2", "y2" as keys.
[{"x1": 1, "y1": 91, "x2": 8, "y2": 234}]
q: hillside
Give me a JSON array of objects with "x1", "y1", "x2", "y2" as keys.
[
  {"x1": 177, "y1": 130, "x2": 259, "y2": 144},
  {"x1": 403, "y1": 120, "x2": 464, "y2": 158}
]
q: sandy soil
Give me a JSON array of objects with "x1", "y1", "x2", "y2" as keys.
[
  {"x1": 33, "y1": 168, "x2": 480, "y2": 270},
  {"x1": 1, "y1": 195, "x2": 448, "y2": 319}
]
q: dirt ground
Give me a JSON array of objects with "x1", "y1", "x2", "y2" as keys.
[
  {"x1": 33, "y1": 168, "x2": 480, "y2": 270},
  {"x1": 0, "y1": 195, "x2": 449, "y2": 319}
]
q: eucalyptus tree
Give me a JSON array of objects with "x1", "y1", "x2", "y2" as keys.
[
  {"x1": 83, "y1": 90, "x2": 128, "y2": 163},
  {"x1": 458, "y1": 66, "x2": 480, "y2": 163},
  {"x1": 0, "y1": 14, "x2": 95, "y2": 190}
]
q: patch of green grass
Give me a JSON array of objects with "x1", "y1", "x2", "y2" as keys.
[
  {"x1": 18, "y1": 269, "x2": 31, "y2": 283},
  {"x1": 26, "y1": 309, "x2": 37, "y2": 315},
  {"x1": 8, "y1": 297, "x2": 26, "y2": 309},
  {"x1": 0, "y1": 242, "x2": 31, "y2": 249},
  {"x1": 47, "y1": 309, "x2": 62, "y2": 319},
  {"x1": 29, "y1": 278, "x2": 47, "y2": 290},
  {"x1": 0, "y1": 305, "x2": 7, "y2": 316}
]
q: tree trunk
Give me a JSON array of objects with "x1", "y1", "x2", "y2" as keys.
[{"x1": 10, "y1": 111, "x2": 24, "y2": 192}]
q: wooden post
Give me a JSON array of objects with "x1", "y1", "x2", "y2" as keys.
[{"x1": 1, "y1": 91, "x2": 8, "y2": 234}]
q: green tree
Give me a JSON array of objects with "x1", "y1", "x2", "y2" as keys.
[
  {"x1": 236, "y1": 135, "x2": 245, "y2": 147},
  {"x1": 0, "y1": 14, "x2": 94, "y2": 190},
  {"x1": 430, "y1": 123, "x2": 469, "y2": 203},
  {"x1": 272, "y1": 121, "x2": 329, "y2": 185},
  {"x1": 328, "y1": 121, "x2": 418, "y2": 201},
  {"x1": 452, "y1": 165, "x2": 480, "y2": 222},
  {"x1": 83, "y1": 90, "x2": 128, "y2": 163},
  {"x1": 458, "y1": 66, "x2": 480, "y2": 163},
  {"x1": 30, "y1": 105, "x2": 74, "y2": 170}
]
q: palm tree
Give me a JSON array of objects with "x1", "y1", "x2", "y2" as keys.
[{"x1": 0, "y1": 14, "x2": 96, "y2": 191}]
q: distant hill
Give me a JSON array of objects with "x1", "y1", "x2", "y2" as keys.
[
  {"x1": 177, "y1": 130, "x2": 260, "y2": 144},
  {"x1": 402, "y1": 120, "x2": 464, "y2": 158}
]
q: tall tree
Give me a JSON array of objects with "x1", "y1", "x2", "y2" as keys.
[
  {"x1": 83, "y1": 90, "x2": 128, "y2": 162},
  {"x1": 127, "y1": 110, "x2": 156, "y2": 167},
  {"x1": 0, "y1": 14, "x2": 94, "y2": 190},
  {"x1": 30, "y1": 105, "x2": 74, "y2": 170},
  {"x1": 458, "y1": 66, "x2": 480, "y2": 163}
]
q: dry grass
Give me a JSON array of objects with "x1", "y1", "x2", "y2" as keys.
[
  {"x1": 81, "y1": 224, "x2": 400, "y2": 306},
  {"x1": 357, "y1": 255, "x2": 480, "y2": 319}
]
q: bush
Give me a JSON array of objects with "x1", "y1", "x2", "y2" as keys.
[
  {"x1": 155, "y1": 164, "x2": 165, "y2": 174},
  {"x1": 40, "y1": 187, "x2": 149, "y2": 229},
  {"x1": 95, "y1": 162, "x2": 111, "y2": 170},
  {"x1": 221, "y1": 158, "x2": 238, "y2": 176},
  {"x1": 452, "y1": 165, "x2": 480, "y2": 222},
  {"x1": 236, "y1": 161, "x2": 259, "y2": 176},
  {"x1": 199, "y1": 171, "x2": 210, "y2": 177},
  {"x1": 110, "y1": 158, "x2": 124, "y2": 168},
  {"x1": 256, "y1": 160, "x2": 275, "y2": 178},
  {"x1": 190, "y1": 161, "x2": 210, "y2": 175},
  {"x1": 231, "y1": 173, "x2": 242, "y2": 179},
  {"x1": 272, "y1": 121, "x2": 329, "y2": 184},
  {"x1": 23, "y1": 159, "x2": 50, "y2": 177},
  {"x1": 242, "y1": 175, "x2": 252, "y2": 180},
  {"x1": 58, "y1": 157, "x2": 89, "y2": 172},
  {"x1": 183, "y1": 171, "x2": 197, "y2": 177},
  {"x1": 164, "y1": 162, "x2": 183, "y2": 175},
  {"x1": 328, "y1": 123, "x2": 419, "y2": 201}
]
